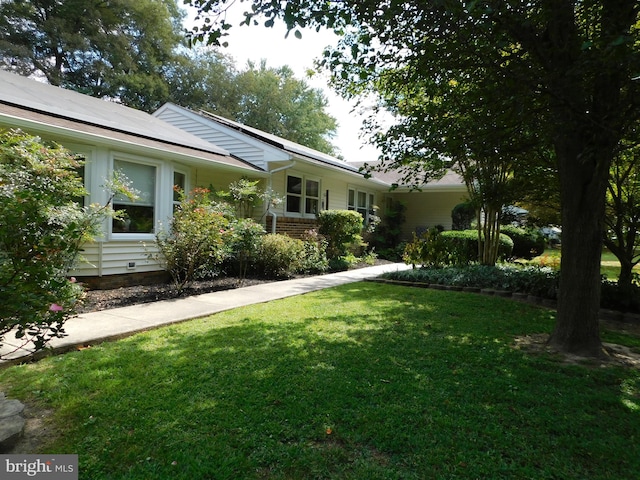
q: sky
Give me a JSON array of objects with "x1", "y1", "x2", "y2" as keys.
[{"x1": 183, "y1": 3, "x2": 382, "y2": 162}]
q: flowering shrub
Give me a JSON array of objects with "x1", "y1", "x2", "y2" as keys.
[
  {"x1": 153, "y1": 187, "x2": 233, "y2": 291},
  {"x1": 299, "y1": 229, "x2": 329, "y2": 274},
  {"x1": 0, "y1": 130, "x2": 111, "y2": 358}
]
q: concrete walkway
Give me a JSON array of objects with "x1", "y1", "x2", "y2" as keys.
[{"x1": 1, "y1": 263, "x2": 411, "y2": 363}]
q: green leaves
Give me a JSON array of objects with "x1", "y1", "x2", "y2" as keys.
[{"x1": 0, "y1": 130, "x2": 105, "y2": 358}]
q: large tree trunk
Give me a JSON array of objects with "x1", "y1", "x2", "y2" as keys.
[{"x1": 549, "y1": 141, "x2": 608, "y2": 357}]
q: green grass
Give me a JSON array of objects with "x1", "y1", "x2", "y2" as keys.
[
  {"x1": 1, "y1": 283, "x2": 640, "y2": 479},
  {"x1": 529, "y1": 248, "x2": 640, "y2": 281}
]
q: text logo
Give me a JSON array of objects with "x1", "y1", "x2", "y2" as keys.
[{"x1": 1, "y1": 455, "x2": 77, "y2": 479}]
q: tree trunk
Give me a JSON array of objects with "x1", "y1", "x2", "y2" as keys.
[{"x1": 549, "y1": 161, "x2": 607, "y2": 357}]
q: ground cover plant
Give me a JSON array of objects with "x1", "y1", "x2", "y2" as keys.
[{"x1": 1, "y1": 283, "x2": 639, "y2": 479}]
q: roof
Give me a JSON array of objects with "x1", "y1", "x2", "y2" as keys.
[
  {"x1": 194, "y1": 108, "x2": 376, "y2": 177},
  {"x1": 0, "y1": 70, "x2": 263, "y2": 173},
  {"x1": 349, "y1": 161, "x2": 466, "y2": 191}
]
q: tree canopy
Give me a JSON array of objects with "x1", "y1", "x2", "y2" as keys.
[
  {"x1": 188, "y1": 0, "x2": 640, "y2": 357},
  {"x1": 0, "y1": 0, "x2": 185, "y2": 112},
  {"x1": 0, "y1": 0, "x2": 339, "y2": 153}
]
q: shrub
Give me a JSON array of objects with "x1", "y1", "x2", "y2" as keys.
[
  {"x1": 227, "y1": 218, "x2": 266, "y2": 279},
  {"x1": 154, "y1": 187, "x2": 233, "y2": 291},
  {"x1": 299, "y1": 229, "x2": 329, "y2": 274},
  {"x1": 501, "y1": 225, "x2": 545, "y2": 259},
  {"x1": 383, "y1": 264, "x2": 560, "y2": 299},
  {"x1": 0, "y1": 130, "x2": 111, "y2": 358},
  {"x1": 317, "y1": 210, "x2": 364, "y2": 259},
  {"x1": 255, "y1": 234, "x2": 305, "y2": 278},
  {"x1": 403, "y1": 228, "x2": 449, "y2": 267},
  {"x1": 439, "y1": 230, "x2": 513, "y2": 265},
  {"x1": 451, "y1": 202, "x2": 475, "y2": 230},
  {"x1": 367, "y1": 200, "x2": 407, "y2": 259}
]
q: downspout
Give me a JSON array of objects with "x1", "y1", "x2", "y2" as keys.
[{"x1": 267, "y1": 161, "x2": 296, "y2": 234}]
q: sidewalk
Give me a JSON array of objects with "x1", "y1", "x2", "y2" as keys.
[{"x1": 1, "y1": 263, "x2": 411, "y2": 363}]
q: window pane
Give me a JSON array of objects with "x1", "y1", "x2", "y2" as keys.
[
  {"x1": 112, "y1": 160, "x2": 156, "y2": 233},
  {"x1": 306, "y1": 179, "x2": 319, "y2": 198},
  {"x1": 305, "y1": 198, "x2": 318, "y2": 214},
  {"x1": 113, "y1": 160, "x2": 155, "y2": 206},
  {"x1": 287, "y1": 176, "x2": 302, "y2": 194},
  {"x1": 113, "y1": 205, "x2": 155, "y2": 233},
  {"x1": 348, "y1": 189, "x2": 355, "y2": 206},
  {"x1": 287, "y1": 195, "x2": 301, "y2": 213},
  {"x1": 173, "y1": 171, "x2": 186, "y2": 202},
  {"x1": 358, "y1": 191, "x2": 367, "y2": 208}
]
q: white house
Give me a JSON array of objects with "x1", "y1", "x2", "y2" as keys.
[
  {"x1": 153, "y1": 103, "x2": 392, "y2": 237},
  {"x1": 0, "y1": 71, "x2": 467, "y2": 288}
]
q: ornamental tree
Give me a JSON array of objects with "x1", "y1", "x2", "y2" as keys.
[{"x1": 0, "y1": 130, "x2": 114, "y2": 358}]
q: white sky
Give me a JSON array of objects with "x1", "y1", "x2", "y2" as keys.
[{"x1": 183, "y1": 3, "x2": 381, "y2": 162}]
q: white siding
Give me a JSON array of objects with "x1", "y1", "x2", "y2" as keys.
[
  {"x1": 71, "y1": 241, "x2": 162, "y2": 277},
  {"x1": 155, "y1": 108, "x2": 268, "y2": 168},
  {"x1": 391, "y1": 191, "x2": 469, "y2": 240}
]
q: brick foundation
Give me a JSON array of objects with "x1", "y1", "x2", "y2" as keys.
[{"x1": 265, "y1": 216, "x2": 319, "y2": 239}]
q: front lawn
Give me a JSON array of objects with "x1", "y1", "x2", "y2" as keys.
[{"x1": 1, "y1": 283, "x2": 639, "y2": 479}]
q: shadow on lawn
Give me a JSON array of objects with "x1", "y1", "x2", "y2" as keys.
[{"x1": 5, "y1": 284, "x2": 640, "y2": 479}]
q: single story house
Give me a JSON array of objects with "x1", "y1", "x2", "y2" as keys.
[
  {"x1": 153, "y1": 103, "x2": 392, "y2": 237},
  {"x1": 153, "y1": 104, "x2": 468, "y2": 239},
  {"x1": 0, "y1": 70, "x2": 467, "y2": 288}
]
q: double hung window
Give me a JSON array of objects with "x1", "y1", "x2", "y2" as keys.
[
  {"x1": 348, "y1": 188, "x2": 376, "y2": 224},
  {"x1": 286, "y1": 174, "x2": 320, "y2": 216}
]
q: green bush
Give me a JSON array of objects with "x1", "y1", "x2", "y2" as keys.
[
  {"x1": 0, "y1": 130, "x2": 111, "y2": 357},
  {"x1": 154, "y1": 187, "x2": 233, "y2": 291},
  {"x1": 227, "y1": 218, "x2": 266, "y2": 278},
  {"x1": 439, "y1": 230, "x2": 513, "y2": 265},
  {"x1": 451, "y1": 202, "x2": 475, "y2": 230},
  {"x1": 383, "y1": 264, "x2": 560, "y2": 299},
  {"x1": 255, "y1": 234, "x2": 305, "y2": 278},
  {"x1": 299, "y1": 230, "x2": 329, "y2": 274},
  {"x1": 500, "y1": 225, "x2": 545, "y2": 259},
  {"x1": 317, "y1": 210, "x2": 364, "y2": 259},
  {"x1": 403, "y1": 228, "x2": 449, "y2": 267}
]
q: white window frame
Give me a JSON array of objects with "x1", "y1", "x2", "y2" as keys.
[
  {"x1": 347, "y1": 186, "x2": 376, "y2": 224},
  {"x1": 110, "y1": 154, "x2": 162, "y2": 241},
  {"x1": 285, "y1": 173, "x2": 321, "y2": 218},
  {"x1": 171, "y1": 166, "x2": 189, "y2": 212}
]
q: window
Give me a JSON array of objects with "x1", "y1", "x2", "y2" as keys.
[
  {"x1": 348, "y1": 187, "x2": 376, "y2": 224},
  {"x1": 172, "y1": 170, "x2": 186, "y2": 212},
  {"x1": 286, "y1": 174, "x2": 320, "y2": 216},
  {"x1": 112, "y1": 160, "x2": 156, "y2": 234},
  {"x1": 305, "y1": 178, "x2": 320, "y2": 214}
]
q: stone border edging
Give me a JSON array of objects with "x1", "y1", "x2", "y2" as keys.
[{"x1": 364, "y1": 278, "x2": 640, "y2": 324}]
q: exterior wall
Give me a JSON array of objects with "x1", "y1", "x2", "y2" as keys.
[
  {"x1": 390, "y1": 190, "x2": 469, "y2": 240},
  {"x1": 72, "y1": 241, "x2": 161, "y2": 277},
  {"x1": 154, "y1": 107, "x2": 270, "y2": 169},
  {"x1": 265, "y1": 216, "x2": 318, "y2": 238},
  {"x1": 266, "y1": 164, "x2": 387, "y2": 221}
]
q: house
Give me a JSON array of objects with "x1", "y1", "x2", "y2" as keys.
[
  {"x1": 153, "y1": 103, "x2": 391, "y2": 237},
  {"x1": 0, "y1": 70, "x2": 266, "y2": 287},
  {"x1": 0, "y1": 70, "x2": 467, "y2": 288},
  {"x1": 153, "y1": 104, "x2": 468, "y2": 240},
  {"x1": 354, "y1": 165, "x2": 468, "y2": 238}
]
